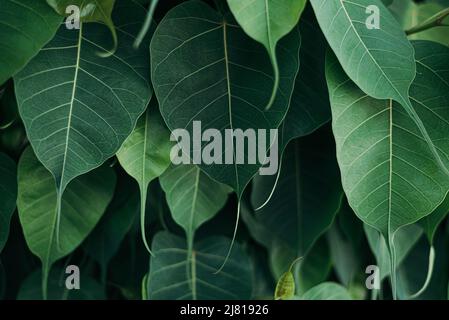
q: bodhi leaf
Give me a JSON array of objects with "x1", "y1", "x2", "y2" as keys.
[
  {"x1": 0, "y1": 152, "x2": 17, "y2": 253},
  {"x1": 247, "y1": 129, "x2": 343, "y2": 274},
  {"x1": 0, "y1": 0, "x2": 61, "y2": 85},
  {"x1": 311, "y1": 0, "x2": 449, "y2": 180},
  {"x1": 46, "y1": 0, "x2": 118, "y2": 56},
  {"x1": 327, "y1": 41, "x2": 449, "y2": 296},
  {"x1": 17, "y1": 147, "x2": 115, "y2": 298},
  {"x1": 227, "y1": 0, "x2": 307, "y2": 110},
  {"x1": 159, "y1": 164, "x2": 231, "y2": 254},
  {"x1": 151, "y1": 0, "x2": 300, "y2": 198},
  {"x1": 14, "y1": 0, "x2": 152, "y2": 246},
  {"x1": 116, "y1": 100, "x2": 172, "y2": 254},
  {"x1": 301, "y1": 282, "x2": 352, "y2": 300},
  {"x1": 146, "y1": 231, "x2": 253, "y2": 300},
  {"x1": 18, "y1": 267, "x2": 106, "y2": 300}
]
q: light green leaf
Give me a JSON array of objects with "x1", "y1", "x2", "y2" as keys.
[
  {"x1": 116, "y1": 100, "x2": 172, "y2": 254},
  {"x1": 327, "y1": 41, "x2": 449, "y2": 295},
  {"x1": 0, "y1": 0, "x2": 61, "y2": 85},
  {"x1": 311, "y1": 0, "x2": 449, "y2": 180},
  {"x1": 146, "y1": 231, "x2": 253, "y2": 300},
  {"x1": 17, "y1": 147, "x2": 115, "y2": 297},
  {"x1": 247, "y1": 129, "x2": 343, "y2": 273},
  {"x1": 301, "y1": 282, "x2": 352, "y2": 300},
  {"x1": 0, "y1": 152, "x2": 17, "y2": 253},
  {"x1": 18, "y1": 267, "x2": 106, "y2": 300},
  {"x1": 227, "y1": 0, "x2": 307, "y2": 110},
  {"x1": 151, "y1": 0, "x2": 300, "y2": 197},
  {"x1": 274, "y1": 271, "x2": 295, "y2": 300},
  {"x1": 46, "y1": 0, "x2": 117, "y2": 56},
  {"x1": 160, "y1": 164, "x2": 231, "y2": 253},
  {"x1": 14, "y1": 0, "x2": 151, "y2": 246}
]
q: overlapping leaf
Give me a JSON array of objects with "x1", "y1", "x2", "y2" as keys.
[
  {"x1": 146, "y1": 231, "x2": 252, "y2": 300},
  {"x1": 17, "y1": 147, "x2": 115, "y2": 296},
  {"x1": 0, "y1": 0, "x2": 61, "y2": 85},
  {"x1": 227, "y1": 0, "x2": 307, "y2": 109},
  {"x1": 151, "y1": 0, "x2": 300, "y2": 197}
]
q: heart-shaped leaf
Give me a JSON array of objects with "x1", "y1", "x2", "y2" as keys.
[
  {"x1": 116, "y1": 100, "x2": 172, "y2": 254},
  {"x1": 17, "y1": 147, "x2": 115, "y2": 298},
  {"x1": 151, "y1": 0, "x2": 300, "y2": 198},
  {"x1": 160, "y1": 164, "x2": 231, "y2": 253}
]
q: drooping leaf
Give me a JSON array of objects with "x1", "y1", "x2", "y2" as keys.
[
  {"x1": 227, "y1": 0, "x2": 307, "y2": 110},
  {"x1": 246, "y1": 128, "x2": 343, "y2": 274},
  {"x1": 311, "y1": 0, "x2": 449, "y2": 180},
  {"x1": 327, "y1": 41, "x2": 449, "y2": 294},
  {"x1": 17, "y1": 267, "x2": 106, "y2": 300},
  {"x1": 17, "y1": 147, "x2": 115, "y2": 297},
  {"x1": 116, "y1": 100, "x2": 172, "y2": 254},
  {"x1": 279, "y1": 4, "x2": 330, "y2": 152},
  {"x1": 274, "y1": 270, "x2": 295, "y2": 300},
  {"x1": 0, "y1": 0, "x2": 61, "y2": 85},
  {"x1": 151, "y1": 0, "x2": 300, "y2": 197},
  {"x1": 0, "y1": 152, "x2": 17, "y2": 252},
  {"x1": 14, "y1": 0, "x2": 151, "y2": 245},
  {"x1": 301, "y1": 282, "x2": 352, "y2": 300},
  {"x1": 364, "y1": 224, "x2": 422, "y2": 281},
  {"x1": 419, "y1": 194, "x2": 449, "y2": 244},
  {"x1": 146, "y1": 231, "x2": 252, "y2": 300},
  {"x1": 84, "y1": 176, "x2": 140, "y2": 280},
  {"x1": 46, "y1": 0, "x2": 118, "y2": 55},
  {"x1": 160, "y1": 164, "x2": 231, "y2": 252}
]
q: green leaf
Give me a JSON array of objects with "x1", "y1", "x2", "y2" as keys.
[
  {"x1": 151, "y1": 0, "x2": 301, "y2": 197},
  {"x1": 279, "y1": 4, "x2": 330, "y2": 152},
  {"x1": 419, "y1": 194, "x2": 449, "y2": 244},
  {"x1": 227, "y1": 0, "x2": 307, "y2": 110},
  {"x1": 18, "y1": 267, "x2": 106, "y2": 300},
  {"x1": 327, "y1": 40, "x2": 449, "y2": 295},
  {"x1": 364, "y1": 224, "x2": 422, "y2": 281},
  {"x1": 14, "y1": 0, "x2": 151, "y2": 246},
  {"x1": 146, "y1": 231, "x2": 253, "y2": 300},
  {"x1": 84, "y1": 177, "x2": 140, "y2": 280},
  {"x1": 311, "y1": 0, "x2": 449, "y2": 180},
  {"x1": 247, "y1": 129, "x2": 343, "y2": 273},
  {"x1": 0, "y1": 152, "x2": 17, "y2": 252},
  {"x1": 274, "y1": 271, "x2": 295, "y2": 300},
  {"x1": 46, "y1": 0, "x2": 118, "y2": 56},
  {"x1": 0, "y1": 0, "x2": 61, "y2": 85},
  {"x1": 17, "y1": 147, "x2": 115, "y2": 297},
  {"x1": 160, "y1": 164, "x2": 231, "y2": 253},
  {"x1": 116, "y1": 100, "x2": 173, "y2": 254},
  {"x1": 301, "y1": 282, "x2": 352, "y2": 300}
]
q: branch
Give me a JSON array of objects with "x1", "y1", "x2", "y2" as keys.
[{"x1": 405, "y1": 7, "x2": 449, "y2": 36}]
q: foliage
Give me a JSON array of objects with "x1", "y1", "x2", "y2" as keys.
[{"x1": 1, "y1": 0, "x2": 449, "y2": 300}]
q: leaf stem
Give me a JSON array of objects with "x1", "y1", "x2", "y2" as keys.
[{"x1": 405, "y1": 7, "x2": 449, "y2": 36}]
